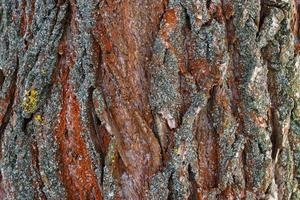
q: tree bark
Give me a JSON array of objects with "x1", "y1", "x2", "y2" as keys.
[{"x1": 0, "y1": 0, "x2": 300, "y2": 199}]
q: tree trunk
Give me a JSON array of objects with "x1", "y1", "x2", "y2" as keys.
[{"x1": 1, "y1": 0, "x2": 300, "y2": 199}]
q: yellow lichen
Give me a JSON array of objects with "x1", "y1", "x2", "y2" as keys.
[
  {"x1": 110, "y1": 152, "x2": 116, "y2": 163},
  {"x1": 34, "y1": 114, "x2": 44, "y2": 123},
  {"x1": 174, "y1": 147, "x2": 179, "y2": 155},
  {"x1": 22, "y1": 88, "x2": 38, "y2": 113}
]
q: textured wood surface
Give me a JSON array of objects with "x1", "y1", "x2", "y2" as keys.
[{"x1": 0, "y1": 0, "x2": 300, "y2": 199}]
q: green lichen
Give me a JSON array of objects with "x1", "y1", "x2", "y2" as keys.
[{"x1": 22, "y1": 88, "x2": 38, "y2": 113}]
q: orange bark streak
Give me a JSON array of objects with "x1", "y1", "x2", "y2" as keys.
[{"x1": 53, "y1": 23, "x2": 102, "y2": 199}]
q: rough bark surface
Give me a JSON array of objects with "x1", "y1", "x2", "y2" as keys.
[{"x1": 0, "y1": 0, "x2": 300, "y2": 199}]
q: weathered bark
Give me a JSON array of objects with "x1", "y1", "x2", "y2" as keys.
[{"x1": 0, "y1": 0, "x2": 300, "y2": 199}]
